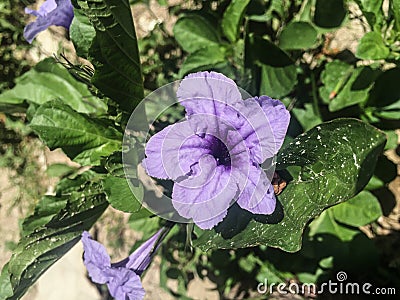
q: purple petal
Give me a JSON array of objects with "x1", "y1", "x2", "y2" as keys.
[
  {"x1": 51, "y1": 0, "x2": 74, "y2": 28},
  {"x1": 105, "y1": 268, "x2": 145, "y2": 300},
  {"x1": 24, "y1": 17, "x2": 54, "y2": 44},
  {"x1": 81, "y1": 231, "x2": 111, "y2": 284},
  {"x1": 171, "y1": 155, "x2": 238, "y2": 229},
  {"x1": 224, "y1": 97, "x2": 290, "y2": 164},
  {"x1": 236, "y1": 165, "x2": 276, "y2": 214},
  {"x1": 177, "y1": 71, "x2": 242, "y2": 118},
  {"x1": 142, "y1": 126, "x2": 171, "y2": 179},
  {"x1": 143, "y1": 112, "x2": 239, "y2": 181},
  {"x1": 253, "y1": 96, "x2": 290, "y2": 153},
  {"x1": 23, "y1": 0, "x2": 73, "y2": 43},
  {"x1": 25, "y1": 8, "x2": 41, "y2": 18},
  {"x1": 196, "y1": 210, "x2": 229, "y2": 230},
  {"x1": 123, "y1": 229, "x2": 163, "y2": 274},
  {"x1": 82, "y1": 230, "x2": 159, "y2": 300},
  {"x1": 228, "y1": 99, "x2": 276, "y2": 163},
  {"x1": 142, "y1": 121, "x2": 213, "y2": 180},
  {"x1": 25, "y1": 0, "x2": 57, "y2": 17}
]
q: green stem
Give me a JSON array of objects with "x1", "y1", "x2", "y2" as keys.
[
  {"x1": 329, "y1": 68, "x2": 353, "y2": 99},
  {"x1": 185, "y1": 223, "x2": 194, "y2": 252},
  {"x1": 311, "y1": 72, "x2": 321, "y2": 119}
]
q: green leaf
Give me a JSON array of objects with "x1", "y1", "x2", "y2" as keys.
[
  {"x1": 373, "y1": 98, "x2": 400, "y2": 119},
  {"x1": 319, "y1": 60, "x2": 380, "y2": 111},
  {"x1": 319, "y1": 60, "x2": 351, "y2": 99},
  {"x1": 173, "y1": 15, "x2": 220, "y2": 53},
  {"x1": 21, "y1": 196, "x2": 69, "y2": 236},
  {"x1": 384, "y1": 130, "x2": 399, "y2": 150},
  {"x1": 103, "y1": 175, "x2": 142, "y2": 213},
  {"x1": 365, "y1": 175, "x2": 385, "y2": 191},
  {"x1": 356, "y1": 31, "x2": 390, "y2": 60},
  {"x1": 46, "y1": 163, "x2": 77, "y2": 178},
  {"x1": 376, "y1": 107, "x2": 400, "y2": 120},
  {"x1": 246, "y1": 35, "x2": 294, "y2": 67},
  {"x1": 332, "y1": 191, "x2": 382, "y2": 227},
  {"x1": 128, "y1": 207, "x2": 155, "y2": 224},
  {"x1": 77, "y1": 0, "x2": 144, "y2": 113},
  {"x1": 178, "y1": 45, "x2": 226, "y2": 77},
  {"x1": 367, "y1": 68, "x2": 400, "y2": 107},
  {"x1": 30, "y1": 100, "x2": 122, "y2": 166},
  {"x1": 297, "y1": 0, "x2": 314, "y2": 23},
  {"x1": 4, "y1": 182, "x2": 108, "y2": 300},
  {"x1": 221, "y1": 0, "x2": 251, "y2": 42},
  {"x1": 102, "y1": 151, "x2": 127, "y2": 176},
  {"x1": 69, "y1": 9, "x2": 96, "y2": 58},
  {"x1": 23, "y1": 171, "x2": 104, "y2": 237},
  {"x1": 245, "y1": 35, "x2": 296, "y2": 97},
  {"x1": 157, "y1": 0, "x2": 167, "y2": 5},
  {"x1": 265, "y1": 0, "x2": 291, "y2": 20},
  {"x1": 365, "y1": 155, "x2": 397, "y2": 190},
  {"x1": 309, "y1": 210, "x2": 359, "y2": 242},
  {"x1": 0, "y1": 265, "x2": 13, "y2": 300},
  {"x1": 56, "y1": 170, "x2": 100, "y2": 194},
  {"x1": 0, "y1": 58, "x2": 107, "y2": 115},
  {"x1": 101, "y1": 150, "x2": 143, "y2": 212},
  {"x1": 260, "y1": 64, "x2": 297, "y2": 98},
  {"x1": 367, "y1": 67, "x2": 400, "y2": 120},
  {"x1": 194, "y1": 119, "x2": 386, "y2": 251},
  {"x1": 365, "y1": 175, "x2": 385, "y2": 190},
  {"x1": 256, "y1": 259, "x2": 293, "y2": 284},
  {"x1": 279, "y1": 22, "x2": 318, "y2": 50},
  {"x1": 392, "y1": 0, "x2": 400, "y2": 32},
  {"x1": 292, "y1": 103, "x2": 323, "y2": 131},
  {"x1": 356, "y1": 0, "x2": 383, "y2": 16},
  {"x1": 313, "y1": 0, "x2": 346, "y2": 28},
  {"x1": 354, "y1": 0, "x2": 384, "y2": 30}
]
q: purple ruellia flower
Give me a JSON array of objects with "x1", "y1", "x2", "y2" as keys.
[
  {"x1": 82, "y1": 229, "x2": 163, "y2": 300},
  {"x1": 23, "y1": 0, "x2": 74, "y2": 43},
  {"x1": 142, "y1": 71, "x2": 290, "y2": 229}
]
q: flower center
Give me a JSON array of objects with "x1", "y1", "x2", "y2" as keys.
[{"x1": 210, "y1": 137, "x2": 231, "y2": 167}]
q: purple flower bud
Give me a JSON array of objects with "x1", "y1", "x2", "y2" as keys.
[
  {"x1": 23, "y1": 0, "x2": 74, "y2": 43},
  {"x1": 81, "y1": 229, "x2": 164, "y2": 300}
]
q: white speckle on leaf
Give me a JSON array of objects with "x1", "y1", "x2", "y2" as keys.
[{"x1": 353, "y1": 153, "x2": 360, "y2": 168}]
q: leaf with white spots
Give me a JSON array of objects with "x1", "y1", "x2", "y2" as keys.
[
  {"x1": 194, "y1": 119, "x2": 386, "y2": 252},
  {"x1": 3, "y1": 177, "x2": 108, "y2": 300}
]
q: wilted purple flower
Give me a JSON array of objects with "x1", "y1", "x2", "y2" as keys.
[
  {"x1": 24, "y1": 0, "x2": 74, "y2": 43},
  {"x1": 81, "y1": 229, "x2": 163, "y2": 300},
  {"x1": 142, "y1": 72, "x2": 290, "y2": 229}
]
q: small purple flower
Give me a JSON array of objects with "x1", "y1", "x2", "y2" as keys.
[
  {"x1": 142, "y1": 72, "x2": 290, "y2": 229},
  {"x1": 82, "y1": 229, "x2": 163, "y2": 300},
  {"x1": 24, "y1": 0, "x2": 74, "y2": 43}
]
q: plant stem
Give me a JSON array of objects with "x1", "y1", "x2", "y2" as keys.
[{"x1": 310, "y1": 71, "x2": 321, "y2": 119}]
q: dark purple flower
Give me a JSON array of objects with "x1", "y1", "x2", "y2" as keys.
[
  {"x1": 81, "y1": 229, "x2": 163, "y2": 300},
  {"x1": 142, "y1": 72, "x2": 290, "y2": 229},
  {"x1": 24, "y1": 0, "x2": 74, "y2": 43}
]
